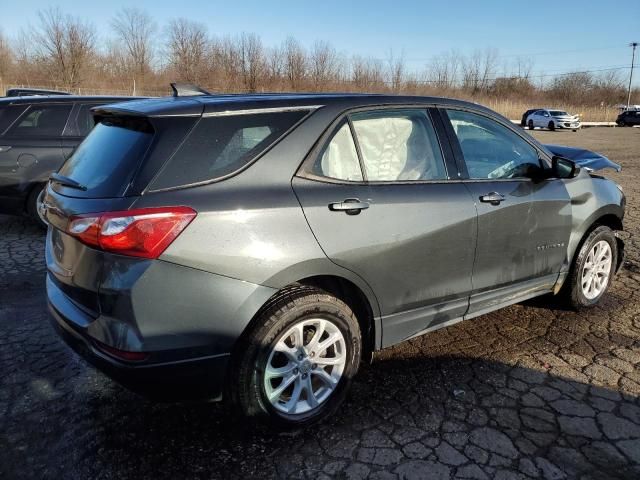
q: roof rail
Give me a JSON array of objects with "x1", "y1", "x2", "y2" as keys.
[{"x1": 170, "y1": 83, "x2": 211, "y2": 97}]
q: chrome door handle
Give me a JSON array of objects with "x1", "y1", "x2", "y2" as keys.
[
  {"x1": 328, "y1": 198, "x2": 370, "y2": 215},
  {"x1": 0, "y1": 146, "x2": 12, "y2": 153},
  {"x1": 479, "y1": 192, "x2": 505, "y2": 206}
]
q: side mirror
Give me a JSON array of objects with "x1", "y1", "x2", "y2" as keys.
[{"x1": 552, "y1": 156, "x2": 580, "y2": 179}]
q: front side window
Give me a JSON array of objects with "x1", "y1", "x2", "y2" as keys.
[
  {"x1": 446, "y1": 109, "x2": 541, "y2": 180},
  {"x1": 150, "y1": 110, "x2": 308, "y2": 190},
  {"x1": 8, "y1": 104, "x2": 72, "y2": 137}
]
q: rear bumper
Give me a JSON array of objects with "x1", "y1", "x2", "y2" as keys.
[{"x1": 48, "y1": 274, "x2": 230, "y2": 400}]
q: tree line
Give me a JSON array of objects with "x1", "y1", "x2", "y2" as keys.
[{"x1": 0, "y1": 7, "x2": 635, "y2": 108}]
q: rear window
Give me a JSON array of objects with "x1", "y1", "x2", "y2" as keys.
[
  {"x1": 57, "y1": 117, "x2": 154, "y2": 198},
  {"x1": 148, "y1": 110, "x2": 308, "y2": 190},
  {"x1": 8, "y1": 104, "x2": 72, "y2": 136},
  {"x1": 0, "y1": 105, "x2": 28, "y2": 134}
]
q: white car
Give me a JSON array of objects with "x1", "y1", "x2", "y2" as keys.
[{"x1": 527, "y1": 109, "x2": 581, "y2": 132}]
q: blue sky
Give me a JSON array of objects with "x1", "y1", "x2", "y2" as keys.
[{"x1": 2, "y1": 0, "x2": 638, "y2": 85}]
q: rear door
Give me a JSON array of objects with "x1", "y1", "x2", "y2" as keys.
[
  {"x1": 293, "y1": 107, "x2": 477, "y2": 346},
  {"x1": 441, "y1": 108, "x2": 570, "y2": 316}
]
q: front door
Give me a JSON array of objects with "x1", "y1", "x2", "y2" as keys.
[
  {"x1": 441, "y1": 108, "x2": 571, "y2": 317},
  {"x1": 293, "y1": 107, "x2": 477, "y2": 346}
]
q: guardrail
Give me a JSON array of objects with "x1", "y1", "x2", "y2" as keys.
[{"x1": 510, "y1": 120, "x2": 617, "y2": 128}]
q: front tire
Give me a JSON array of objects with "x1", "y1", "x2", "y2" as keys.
[
  {"x1": 230, "y1": 286, "x2": 361, "y2": 427},
  {"x1": 563, "y1": 226, "x2": 618, "y2": 309},
  {"x1": 548, "y1": 121, "x2": 556, "y2": 131}
]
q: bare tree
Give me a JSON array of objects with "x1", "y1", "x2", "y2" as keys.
[
  {"x1": 352, "y1": 55, "x2": 384, "y2": 91},
  {"x1": 31, "y1": 8, "x2": 95, "y2": 89},
  {"x1": 111, "y1": 8, "x2": 156, "y2": 87},
  {"x1": 427, "y1": 50, "x2": 461, "y2": 89},
  {"x1": 0, "y1": 29, "x2": 12, "y2": 89},
  {"x1": 284, "y1": 37, "x2": 306, "y2": 89},
  {"x1": 387, "y1": 50, "x2": 405, "y2": 91},
  {"x1": 266, "y1": 45, "x2": 285, "y2": 88},
  {"x1": 238, "y1": 33, "x2": 264, "y2": 92},
  {"x1": 309, "y1": 40, "x2": 341, "y2": 89},
  {"x1": 166, "y1": 18, "x2": 208, "y2": 83}
]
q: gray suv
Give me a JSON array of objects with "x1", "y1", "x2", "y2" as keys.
[{"x1": 43, "y1": 92, "x2": 625, "y2": 426}]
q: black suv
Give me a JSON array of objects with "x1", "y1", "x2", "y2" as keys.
[
  {"x1": 616, "y1": 109, "x2": 640, "y2": 127},
  {"x1": 0, "y1": 95, "x2": 143, "y2": 225}
]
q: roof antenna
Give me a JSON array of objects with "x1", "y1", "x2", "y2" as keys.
[{"x1": 170, "y1": 83, "x2": 211, "y2": 97}]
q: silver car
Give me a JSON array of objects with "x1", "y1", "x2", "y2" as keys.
[{"x1": 527, "y1": 109, "x2": 581, "y2": 131}]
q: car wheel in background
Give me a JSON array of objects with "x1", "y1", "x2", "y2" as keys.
[
  {"x1": 230, "y1": 285, "x2": 362, "y2": 427},
  {"x1": 26, "y1": 184, "x2": 47, "y2": 229},
  {"x1": 548, "y1": 121, "x2": 555, "y2": 131},
  {"x1": 528, "y1": 120, "x2": 534, "y2": 130},
  {"x1": 563, "y1": 226, "x2": 618, "y2": 309},
  {"x1": 617, "y1": 120, "x2": 626, "y2": 127}
]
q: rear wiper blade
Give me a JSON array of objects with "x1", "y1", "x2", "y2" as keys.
[{"x1": 50, "y1": 173, "x2": 87, "y2": 191}]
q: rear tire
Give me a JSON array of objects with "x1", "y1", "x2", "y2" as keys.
[
  {"x1": 562, "y1": 226, "x2": 618, "y2": 309},
  {"x1": 26, "y1": 184, "x2": 47, "y2": 230},
  {"x1": 617, "y1": 120, "x2": 626, "y2": 127},
  {"x1": 528, "y1": 120, "x2": 534, "y2": 130},
  {"x1": 548, "y1": 121, "x2": 555, "y2": 131},
  {"x1": 229, "y1": 285, "x2": 361, "y2": 427}
]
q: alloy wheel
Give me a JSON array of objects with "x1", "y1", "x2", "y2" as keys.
[
  {"x1": 581, "y1": 240, "x2": 612, "y2": 300},
  {"x1": 263, "y1": 318, "x2": 347, "y2": 416}
]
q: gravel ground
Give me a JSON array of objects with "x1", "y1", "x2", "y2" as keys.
[{"x1": 1, "y1": 127, "x2": 639, "y2": 480}]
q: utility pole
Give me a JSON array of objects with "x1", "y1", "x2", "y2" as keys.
[{"x1": 627, "y1": 42, "x2": 638, "y2": 110}]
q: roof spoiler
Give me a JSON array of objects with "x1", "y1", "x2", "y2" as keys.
[{"x1": 170, "y1": 83, "x2": 211, "y2": 97}]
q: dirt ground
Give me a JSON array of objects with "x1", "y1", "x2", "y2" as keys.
[{"x1": 1, "y1": 127, "x2": 639, "y2": 479}]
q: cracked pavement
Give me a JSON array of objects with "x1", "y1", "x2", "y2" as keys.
[{"x1": 1, "y1": 128, "x2": 640, "y2": 479}]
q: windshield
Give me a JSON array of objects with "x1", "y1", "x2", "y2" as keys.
[
  {"x1": 550, "y1": 111, "x2": 569, "y2": 117},
  {"x1": 57, "y1": 117, "x2": 154, "y2": 198}
]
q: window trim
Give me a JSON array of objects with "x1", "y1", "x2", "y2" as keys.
[
  {"x1": 438, "y1": 106, "x2": 551, "y2": 182},
  {"x1": 297, "y1": 104, "x2": 455, "y2": 186}
]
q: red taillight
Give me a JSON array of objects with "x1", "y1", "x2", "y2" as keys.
[
  {"x1": 93, "y1": 341, "x2": 150, "y2": 362},
  {"x1": 67, "y1": 206, "x2": 196, "y2": 259}
]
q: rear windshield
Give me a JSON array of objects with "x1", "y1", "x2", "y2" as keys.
[
  {"x1": 57, "y1": 116, "x2": 154, "y2": 197},
  {"x1": 148, "y1": 110, "x2": 308, "y2": 190}
]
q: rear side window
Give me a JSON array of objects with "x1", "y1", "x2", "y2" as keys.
[
  {"x1": 8, "y1": 104, "x2": 72, "y2": 137},
  {"x1": 65, "y1": 103, "x2": 99, "y2": 137},
  {"x1": 57, "y1": 117, "x2": 154, "y2": 197},
  {"x1": 0, "y1": 105, "x2": 28, "y2": 134},
  {"x1": 149, "y1": 110, "x2": 308, "y2": 190}
]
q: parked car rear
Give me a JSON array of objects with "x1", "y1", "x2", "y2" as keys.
[
  {"x1": 0, "y1": 95, "x2": 145, "y2": 226},
  {"x1": 616, "y1": 110, "x2": 640, "y2": 127}
]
